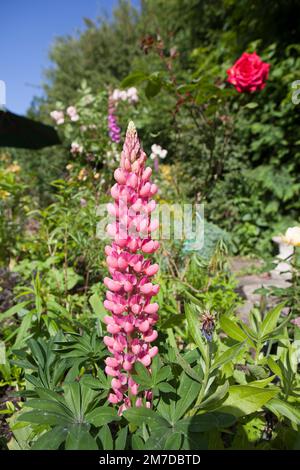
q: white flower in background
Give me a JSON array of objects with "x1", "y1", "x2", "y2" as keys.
[
  {"x1": 119, "y1": 90, "x2": 128, "y2": 101},
  {"x1": 50, "y1": 110, "x2": 64, "y2": 125},
  {"x1": 282, "y1": 226, "x2": 300, "y2": 247},
  {"x1": 66, "y1": 106, "x2": 79, "y2": 122},
  {"x1": 111, "y1": 89, "x2": 122, "y2": 101},
  {"x1": 70, "y1": 142, "x2": 83, "y2": 155},
  {"x1": 150, "y1": 144, "x2": 168, "y2": 160},
  {"x1": 111, "y1": 87, "x2": 139, "y2": 104},
  {"x1": 126, "y1": 87, "x2": 138, "y2": 103}
]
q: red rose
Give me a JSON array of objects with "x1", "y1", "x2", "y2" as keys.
[{"x1": 227, "y1": 52, "x2": 270, "y2": 93}]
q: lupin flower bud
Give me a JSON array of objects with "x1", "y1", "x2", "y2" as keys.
[{"x1": 104, "y1": 121, "x2": 160, "y2": 413}]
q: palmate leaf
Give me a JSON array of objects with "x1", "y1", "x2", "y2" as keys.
[
  {"x1": 86, "y1": 406, "x2": 120, "y2": 427},
  {"x1": 19, "y1": 410, "x2": 71, "y2": 426},
  {"x1": 31, "y1": 426, "x2": 68, "y2": 450},
  {"x1": 174, "y1": 351, "x2": 202, "y2": 383},
  {"x1": 164, "y1": 432, "x2": 182, "y2": 450},
  {"x1": 158, "y1": 382, "x2": 176, "y2": 393},
  {"x1": 98, "y1": 424, "x2": 114, "y2": 450},
  {"x1": 123, "y1": 407, "x2": 170, "y2": 429},
  {"x1": 115, "y1": 426, "x2": 128, "y2": 450},
  {"x1": 172, "y1": 370, "x2": 201, "y2": 423},
  {"x1": 132, "y1": 358, "x2": 173, "y2": 391},
  {"x1": 131, "y1": 434, "x2": 145, "y2": 450},
  {"x1": 23, "y1": 398, "x2": 73, "y2": 419},
  {"x1": 143, "y1": 429, "x2": 172, "y2": 450},
  {"x1": 63, "y1": 382, "x2": 82, "y2": 420},
  {"x1": 131, "y1": 361, "x2": 152, "y2": 388},
  {"x1": 65, "y1": 424, "x2": 98, "y2": 450}
]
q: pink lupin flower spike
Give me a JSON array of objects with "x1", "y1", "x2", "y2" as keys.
[{"x1": 104, "y1": 121, "x2": 160, "y2": 413}]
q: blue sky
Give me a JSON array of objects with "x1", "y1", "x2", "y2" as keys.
[{"x1": 1, "y1": 0, "x2": 140, "y2": 114}]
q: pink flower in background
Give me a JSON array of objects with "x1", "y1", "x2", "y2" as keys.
[
  {"x1": 50, "y1": 110, "x2": 64, "y2": 125},
  {"x1": 227, "y1": 52, "x2": 270, "y2": 93},
  {"x1": 104, "y1": 121, "x2": 160, "y2": 413},
  {"x1": 66, "y1": 106, "x2": 79, "y2": 122}
]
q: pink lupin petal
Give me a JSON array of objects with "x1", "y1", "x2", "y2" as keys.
[
  {"x1": 117, "y1": 256, "x2": 128, "y2": 270},
  {"x1": 111, "y1": 184, "x2": 120, "y2": 199},
  {"x1": 131, "y1": 198, "x2": 143, "y2": 212},
  {"x1": 127, "y1": 238, "x2": 138, "y2": 252},
  {"x1": 104, "y1": 277, "x2": 122, "y2": 292},
  {"x1": 108, "y1": 393, "x2": 119, "y2": 404},
  {"x1": 140, "y1": 182, "x2": 151, "y2": 197},
  {"x1": 114, "y1": 168, "x2": 127, "y2": 184},
  {"x1": 136, "y1": 397, "x2": 143, "y2": 407},
  {"x1": 131, "y1": 303, "x2": 141, "y2": 315},
  {"x1": 127, "y1": 173, "x2": 138, "y2": 188},
  {"x1": 149, "y1": 346, "x2": 158, "y2": 358},
  {"x1": 141, "y1": 240, "x2": 155, "y2": 253},
  {"x1": 103, "y1": 313, "x2": 114, "y2": 323},
  {"x1": 104, "y1": 336, "x2": 114, "y2": 348},
  {"x1": 142, "y1": 167, "x2": 152, "y2": 181},
  {"x1": 111, "y1": 378, "x2": 122, "y2": 390},
  {"x1": 144, "y1": 263, "x2": 159, "y2": 276},
  {"x1": 105, "y1": 357, "x2": 119, "y2": 368},
  {"x1": 133, "y1": 261, "x2": 143, "y2": 272},
  {"x1": 140, "y1": 283, "x2": 154, "y2": 294},
  {"x1": 130, "y1": 383, "x2": 138, "y2": 395},
  {"x1": 140, "y1": 354, "x2": 151, "y2": 367},
  {"x1": 105, "y1": 366, "x2": 118, "y2": 377},
  {"x1": 123, "y1": 360, "x2": 133, "y2": 371},
  {"x1": 144, "y1": 302, "x2": 159, "y2": 314},
  {"x1": 150, "y1": 184, "x2": 158, "y2": 195},
  {"x1": 131, "y1": 339, "x2": 141, "y2": 354},
  {"x1": 105, "y1": 245, "x2": 112, "y2": 256},
  {"x1": 152, "y1": 284, "x2": 160, "y2": 295},
  {"x1": 146, "y1": 200, "x2": 156, "y2": 213},
  {"x1": 124, "y1": 321, "x2": 135, "y2": 333},
  {"x1": 139, "y1": 320, "x2": 150, "y2": 333},
  {"x1": 144, "y1": 330, "x2": 158, "y2": 343},
  {"x1": 106, "y1": 256, "x2": 118, "y2": 268},
  {"x1": 107, "y1": 323, "x2": 121, "y2": 334}
]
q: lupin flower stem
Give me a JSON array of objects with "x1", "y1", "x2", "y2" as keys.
[{"x1": 104, "y1": 121, "x2": 160, "y2": 414}]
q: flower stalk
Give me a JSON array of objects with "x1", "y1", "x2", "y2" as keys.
[{"x1": 104, "y1": 121, "x2": 160, "y2": 414}]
